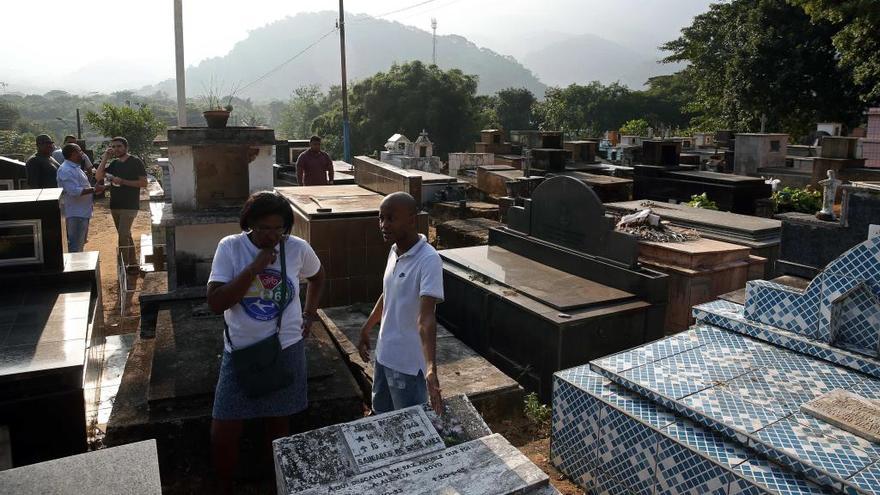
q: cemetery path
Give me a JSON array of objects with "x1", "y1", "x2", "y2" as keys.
[{"x1": 83, "y1": 197, "x2": 152, "y2": 337}]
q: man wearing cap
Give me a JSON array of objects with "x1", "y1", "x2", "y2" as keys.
[
  {"x1": 26, "y1": 134, "x2": 61, "y2": 189},
  {"x1": 57, "y1": 143, "x2": 104, "y2": 252},
  {"x1": 295, "y1": 135, "x2": 334, "y2": 186}
]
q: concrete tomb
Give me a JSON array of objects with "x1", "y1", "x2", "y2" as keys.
[
  {"x1": 734, "y1": 133, "x2": 788, "y2": 175},
  {"x1": 447, "y1": 152, "x2": 494, "y2": 177},
  {"x1": 475, "y1": 129, "x2": 513, "y2": 155},
  {"x1": 0, "y1": 189, "x2": 103, "y2": 466},
  {"x1": 379, "y1": 130, "x2": 444, "y2": 173},
  {"x1": 438, "y1": 176, "x2": 668, "y2": 400},
  {"x1": 0, "y1": 439, "x2": 161, "y2": 494},
  {"x1": 547, "y1": 171, "x2": 632, "y2": 203},
  {"x1": 274, "y1": 399, "x2": 558, "y2": 495},
  {"x1": 318, "y1": 306, "x2": 522, "y2": 423},
  {"x1": 109, "y1": 289, "x2": 363, "y2": 487},
  {"x1": 776, "y1": 183, "x2": 880, "y2": 279},
  {"x1": 607, "y1": 199, "x2": 782, "y2": 278},
  {"x1": 435, "y1": 217, "x2": 504, "y2": 249},
  {"x1": 553, "y1": 235, "x2": 880, "y2": 494},
  {"x1": 277, "y1": 183, "x2": 428, "y2": 307},
  {"x1": 161, "y1": 127, "x2": 276, "y2": 289},
  {"x1": 562, "y1": 141, "x2": 599, "y2": 163},
  {"x1": 636, "y1": 236, "x2": 765, "y2": 333},
  {"x1": 0, "y1": 156, "x2": 27, "y2": 190}
]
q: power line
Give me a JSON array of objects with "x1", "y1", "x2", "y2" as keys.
[
  {"x1": 371, "y1": 0, "x2": 439, "y2": 19},
  {"x1": 350, "y1": 0, "x2": 439, "y2": 23},
  {"x1": 238, "y1": 26, "x2": 339, "y2": 94}
]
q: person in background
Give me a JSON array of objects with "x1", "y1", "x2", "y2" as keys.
[
  {"x1": 295, "y1": 135, "x2": 334, "y2": 186},
  {"x1": 94, "y1": 136, "x2": 147, "y2": 272},
  {"x1": 53, "y1": 135, "x2": 94, "y2": 176},
  {"x1": 56, "y1": 143, "x2": 104, "y2": 252},
  {"x1": 358, "y1": 192, "x2": 444, "y2": 415},
  {"x1": 206, "y1": 191, "x2": 325, "y2": 495},
  {"x1": 25, "y1": 134, "x2": 60, "y2": 189}
]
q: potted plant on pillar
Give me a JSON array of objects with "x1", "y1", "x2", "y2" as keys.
[{"x1": 201, "y1": 79, "x2": 238, "y2": 128}]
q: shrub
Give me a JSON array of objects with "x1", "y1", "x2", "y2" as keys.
[
  {"x1": 687, "y1": 192, "x2": 719, "y2": 210},
  {"x1": 772, "y1": 186, "x2": 822, "y2": 213},
  {"x1": 523, "y1": 392, "x2": 551, "y2": 427}
]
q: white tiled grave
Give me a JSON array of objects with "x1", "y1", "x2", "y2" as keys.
[{"x1": 273, "y1": 396, "x2": 558, "y2": 495}]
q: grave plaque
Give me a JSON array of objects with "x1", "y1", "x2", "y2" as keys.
[
  {"x1": 801, "y1": 389, "x2": 880, "y2": 443},
  {"x1": 341, "y1": 407, "x2": 443, "y2": 472},
  {"x1": 296, "y1": 434, "x2": 548, "y2": 495},
  {"x1": 274, "y1": 406, "x2": 444, "y2": 492}
]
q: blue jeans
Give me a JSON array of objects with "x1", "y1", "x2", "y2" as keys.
[
  {"x1": 371, "y1": 361, "x2": 427, "y2": 414},
  {"x1": 66, "y1": 216, "x2": 90, "y2": 252}
]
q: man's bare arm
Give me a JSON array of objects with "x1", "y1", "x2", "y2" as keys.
[
  {"x1": 418, "y1": 296, "x2": 442, "y2": 413},
  {"x1": 357, "y1": 294, "x2": 384, "y2": 361}
]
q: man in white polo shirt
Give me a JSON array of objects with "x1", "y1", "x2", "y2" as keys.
[{"x1": 358, "y1": 192, "x2": 444, "y2": 414}]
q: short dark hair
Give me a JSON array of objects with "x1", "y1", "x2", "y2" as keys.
[
  {"x1": 239, "y1": 191, "x2": 294, "y2": 233},
  {"x1": 61, "y1": 143, "x2": 80, "y2": 160},
  {"x1": 63, "y1": 135, "x2": 77, "y2": 143},
  {"x1": 111, "y1": 136, "x2": 128, "y2": 148},
  {"x1": 309, "y1": 135, "x2": 321, "y2": 143}
]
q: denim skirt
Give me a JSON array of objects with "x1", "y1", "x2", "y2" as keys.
[{"x1": 212, "y1": 338, "x2": 308, "y2": 420}]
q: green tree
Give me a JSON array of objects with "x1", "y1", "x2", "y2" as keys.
[
  {"x1": 0, "y1": 130, "x2": 36, "y2": 160},
  {"x1": 494, "y1": 88, "x2": 536, "y2": 131},
  {"x1": 313, "y1": 61, "x2": 482, "y2": 158},
  {"x1": 84, "y1": 103, "x2": 166, "y2": 159},
  {"x1": 532, "y1": 82, "x2": 687, "y2": 137},
  {"x1": 279, "y1": 85, "x2": 327, "y2": 139},
  {"x1": 788, "y1": 0, "x2": 880, "y2": 104},
  {"x1": 619, "y1": 118, "x2": 650, "y2": 136},
  {"x1": 0, "y1": 101, "x2": 20, "y2": 130},
  {"x1": 662, "y1": 0, "x2": 864, "y2": 137}
]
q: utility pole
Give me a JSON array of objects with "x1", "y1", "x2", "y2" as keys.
[
  {"x1": 76, "y1": 108, "x2": 82, "y2": 140},
  {"x1": 173, "y1": 0, "x2": 187, "y2": 127},
  {"x1": 431, "y1": 18, "x2": 437, "y2": 65},
  {"x1": 338, "y1": 0, "x2": 352, "y2": 163}
]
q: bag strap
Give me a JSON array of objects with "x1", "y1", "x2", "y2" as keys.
[
  {"x1": 275, "y1": 240, "x2": 288, "y2": 335},
  {"x1": 224, "y1": 239, "x2": 290, "y2": 350}
]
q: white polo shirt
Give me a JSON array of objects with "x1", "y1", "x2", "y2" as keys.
[{"x1": 376, "y1": 234, "x2": 444, "y2": 376}]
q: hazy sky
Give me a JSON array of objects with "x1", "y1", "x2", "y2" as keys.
[{"x1": 0, "y1": 0, "x2": 715, "y2": 93}]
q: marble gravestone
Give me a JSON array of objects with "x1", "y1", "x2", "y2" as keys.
[{"x1": 274, "y1": 397, "x2": 557, "y2": 495}]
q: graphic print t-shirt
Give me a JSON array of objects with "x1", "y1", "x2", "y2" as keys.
[{"x1": 208, "y1": 233, "x2": 321, "y2": 352}]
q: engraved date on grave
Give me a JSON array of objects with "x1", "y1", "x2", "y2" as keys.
[{"x1": 341, "y1": 408, "x2": 443, "y2": 472}]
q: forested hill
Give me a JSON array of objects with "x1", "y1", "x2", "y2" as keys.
[
  {"x1": 522, "y1": 33, "x2": 678, "y2": 90},
  {"x1": 144, "y1": 11, "x2": 546, "y2": 100}
]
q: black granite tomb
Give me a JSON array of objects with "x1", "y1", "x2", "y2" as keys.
[
  {"x1": 437, "y1": 176, "x2": 668, "y2": 401},
  {"x1": 0, "y1": 156, "x2": 27, "y2": 190},
  {"x1": 0, "y1": 189, "x2": 103, "y2": 467},
  {"x1": 632, "y1": 140, "x2": 771, "y2": 214}
]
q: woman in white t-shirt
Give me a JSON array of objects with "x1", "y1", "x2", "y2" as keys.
[{"x1": 206, "y1": 191, "x2": 324, "y2": 494}]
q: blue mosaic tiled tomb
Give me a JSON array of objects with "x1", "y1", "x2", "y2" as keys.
[{"x1": 552, "y1": 237, "x2": 880, "y2": 494}]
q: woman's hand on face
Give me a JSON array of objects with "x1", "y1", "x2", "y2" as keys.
[{"x1": 249, "y1": 248, "x2": 276, "y2": 274}]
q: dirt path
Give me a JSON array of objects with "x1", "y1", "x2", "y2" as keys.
[{"x1": 82, "y1": 196, "x2": 152, "y2": 336}]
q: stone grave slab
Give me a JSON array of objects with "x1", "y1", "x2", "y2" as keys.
[
  {"x1": 274, "y1": 406, "x2": 443, "y2": 492},
  {"x1": 0, "y1": 439, "x2": 161, "y2": 494},
  {"x1": 801, "y1": 389, "x2": 880, "y2": 443},
  {"x1": 441, "y1": 245, "x2": 635, "y2": 311},
  {"x1": 278, "y1": 429, "x2": 549, "y2": 495}
]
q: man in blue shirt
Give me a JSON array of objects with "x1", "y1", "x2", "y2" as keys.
[{"x1": 57, "y1": 143, "x2": 104, "y2": 252}]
